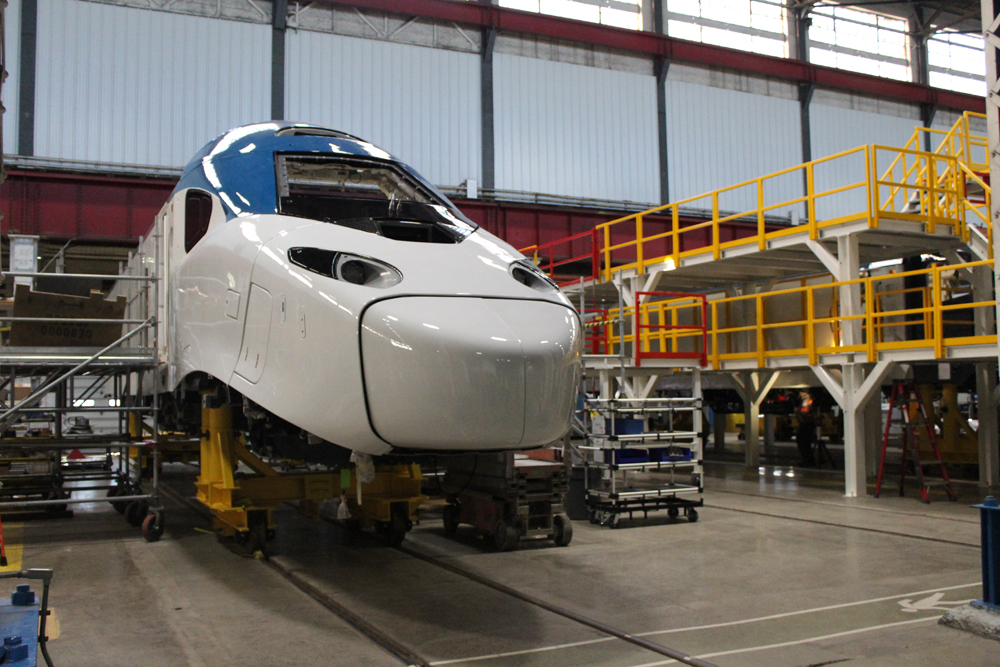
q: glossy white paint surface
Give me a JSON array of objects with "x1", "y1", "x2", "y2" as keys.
[
  {"x1": 152, "y1": 192, "x2": 581, "y2": 454},
  {"x1": 362, "y1": 297, "x2": 579, "y2": 449}
]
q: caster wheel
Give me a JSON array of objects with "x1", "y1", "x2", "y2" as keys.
[
  {"x1": 46, "y1": 490, "x2": 70, "y2": 514},
  {"x1": 380, "y1": 506, "x2": 409, "y2": 547},
  {"x1": 493, "y1": 519, "x2": 519, "y2": 552},
  {"x1": 110, "y1": 484, "x2": 132, "y2": 514},
  {"x1": 248, "y1": 522, "x2": 268, "y2": 555},
  {"x1": 668, "y1": 507, "x2": 680, "y2": 520},
  {"x1": 142, "y1": 512, "x2": 164, "y2": 542},
  {"x1": 687, "y1": 508, "x2": 699, "y2": 523},
  {"x1": 552, "y1": 513, "x2": 573, "y2": 547},
  {"x1": 125, "y1": 500, "x2": 149, "y2": 527},
  {"x1": 606, "y1": 513, "x2": 621, "y2": 529},
  {"x1": 442, "y1": 503, "x2": 460, "y2": 536}
]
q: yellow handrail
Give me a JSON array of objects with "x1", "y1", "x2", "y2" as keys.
[
  {"x1": 586, "y1": 113, "x2": 989, "y2": 282},
  {"x1": 600, "y1": 259, "x2": 996, "y2": 369}
]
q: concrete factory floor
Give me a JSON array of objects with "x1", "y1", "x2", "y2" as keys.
[{"x1": 10, "y1": 463, "x2": 999, "y2": 667}]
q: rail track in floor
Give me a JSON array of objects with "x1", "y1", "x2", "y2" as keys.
[{"x1": 156, "y1": 481, "x2": 720, "y2": 667}]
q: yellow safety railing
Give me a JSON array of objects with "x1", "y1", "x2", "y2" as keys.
[
  {"x1": 898, "y1": 111, "x2": 988, "y2": 174},
  {"x1": 597, "y1": 144, "x2": 874, "y2": 281},
  {"x1": 882, "y1": 111, "x2": 990, "y2": 255},
  {"x1": 599, "y1": 259, "x2": 996, "y2": 369},
  {"x1": 590, "y1": 114, "x2": 991, "y2": 282}
]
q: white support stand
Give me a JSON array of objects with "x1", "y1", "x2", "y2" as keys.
[
  {"x1": 976, "y1": 362, "x2": 1000, "y2": 490},
  {"x1": 733, "y1": 371, "x2": 781, "y2": 467},
  {"x1": 812, "y1": 361, "x2": 894, "y2": 496},
  {"x1": 984, "y1": 0, "x2": 1000, "y2": 355},
  {"x1": 972, "y1": 262, "x2": 999, "y2": 489}
]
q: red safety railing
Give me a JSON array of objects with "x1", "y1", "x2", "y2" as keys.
[
  {"x1": 635, "y1": 291, "x2": 708, "y2": 367},
  {"x1": 524, "y1": 229, "x2": 600, "y2": 286}
]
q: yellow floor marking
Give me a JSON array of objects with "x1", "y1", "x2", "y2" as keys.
[{"x1": 0, "y1": 522, "x2": 24, "y2": 572}]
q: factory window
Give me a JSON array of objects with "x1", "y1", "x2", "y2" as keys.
[
  {"x1": 666, "y1": 0, "x2": 788, "y2": 57},
  {"x1": 185, "y1": 190, "x2": 213, "y2": 252},
  {"x1": 498, "y1": 0, "x2": 643, "y2": 30},
  {"x1": 928, "y1": 30, "x2": 986, "y2": 96},
  {"x1": 808, "y1": 6, "x2": 910, "y2": 81}
]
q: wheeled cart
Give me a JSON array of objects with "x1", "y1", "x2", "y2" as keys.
[
  {"x1": 441, "y1": 452, "x2": 572, "y2": 551},
  {"x1": 584, "y1": 397, "x2": 703, "y2": 528}
]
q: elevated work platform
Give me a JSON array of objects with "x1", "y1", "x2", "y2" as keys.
[
  {"x1": 527, "y1": 111, "x2": 996, "y2": 372},
  {"x1": 529, "y1": 112, "x2": 999, "y2": 497}
]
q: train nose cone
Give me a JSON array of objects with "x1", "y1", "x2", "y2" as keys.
[{"x1": 360, "y1": 297, "x2": 581, "y2": 450}]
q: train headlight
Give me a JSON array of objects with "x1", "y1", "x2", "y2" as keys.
[
  {"x1": 288, "y1": 248, "x2": 402, "y2": 289},
  {"x1": 509, "y1": 260, "x2": 558, "y2": 294},
  {"x1": 339, "y1": 259, "x2": 368, "y2": 285}
]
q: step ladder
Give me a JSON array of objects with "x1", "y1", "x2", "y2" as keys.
[{"x1": 875, "y1": 381, "x2": 956, "y2": 503}]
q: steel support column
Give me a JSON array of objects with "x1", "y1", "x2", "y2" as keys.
[
  {"x1": 271, "y1": 0, "x2": 288, "y2": 120},
  {"x1": 17, "y1": 0, "x2": 36, "y2": 156},
  {"x1": 653, "y1": 0, "x2": 669, "y2": 204},
  {"x1": 481, "y1": 25, "x2": 497, "y2": 191}
]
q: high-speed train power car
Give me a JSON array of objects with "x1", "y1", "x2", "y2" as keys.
[{"x1": 140, "y1": 122, "x2": 581, "y2": 459}]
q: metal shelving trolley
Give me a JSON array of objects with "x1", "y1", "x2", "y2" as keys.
[
  {"x1": 583, "y1": 396, "x2": 703, "y2": 528},
  {"x1": 0, "y1": 231, "x2": 164, "y2": 540}
]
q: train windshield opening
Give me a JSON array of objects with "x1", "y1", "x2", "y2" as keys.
[{"x1": 275, "y1": 155, "x2": 476, "y2": 243}]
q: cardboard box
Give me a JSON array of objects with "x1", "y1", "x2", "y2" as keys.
[{"x1": 9, "y1": 284, "x2": 127, "y2": 347}]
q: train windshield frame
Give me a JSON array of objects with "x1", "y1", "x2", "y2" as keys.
[{"x1": 275, "y1": 154, "x2": 477, "y2": 244}]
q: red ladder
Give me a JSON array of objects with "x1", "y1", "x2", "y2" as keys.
[{"x1": 875, "y1": 381, "x2": 956, "y2": 503}]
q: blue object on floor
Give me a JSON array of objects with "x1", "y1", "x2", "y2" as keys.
[
  {"x1": 0, "y1": 585, "x2": 39, "y2": 667},
  {"x1": 11, "y1": 586, "x2": 34, "y2": 607},
  {"x1": 973, "y1": 496, "x2": 1000, "y2": 611}
]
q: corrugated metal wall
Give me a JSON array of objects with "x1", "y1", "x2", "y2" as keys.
[
  {"x1": 666, "y1": 80, "x2": 803, "y2": 218},
  {"x1": 493, "y1": 53, "x2": 659, "y2": 204},
  {"x1": 809, "y1": 103, "x2": 919, "y2": 221},
  {"x1": 3, "y1": 0, "x2": 20, "y2": 155},
  {"x1": 286, "y1": 31, "x2": 481, "y2": 189},
  {"x1": 34, "y1": 0, "x2": 270, "y2": 167}
]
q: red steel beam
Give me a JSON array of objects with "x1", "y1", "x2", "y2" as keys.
[
  {"x1": 0, "y1": 170, "x2": 763, "y2": 255},
  {"x1": 329, "y1": 0, "x2": 984, "y2": 112}
]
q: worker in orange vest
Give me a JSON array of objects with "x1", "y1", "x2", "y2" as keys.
[{"x1": 796, "y1": 390, "x2": 817, "y2": 467}]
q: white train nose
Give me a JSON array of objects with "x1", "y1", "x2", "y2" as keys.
[{"x1": 360, "y1": 297, "x2": 581, "y2": 450}]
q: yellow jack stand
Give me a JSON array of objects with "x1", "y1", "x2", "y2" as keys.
[{"x1": 194, "y1": 403, "x2": 427, "y2": 551}]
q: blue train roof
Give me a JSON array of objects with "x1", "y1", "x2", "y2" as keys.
[{"x1": 173, "y1": 121, "x2": 450, "y2": 221}]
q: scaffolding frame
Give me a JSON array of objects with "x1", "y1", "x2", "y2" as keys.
[{"x1": 0, "y1": 231, "x2": 163, "y2": 536}]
